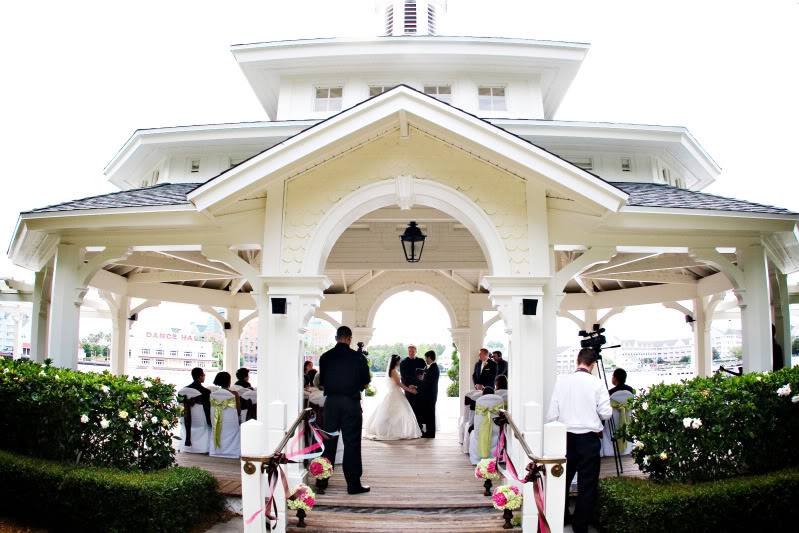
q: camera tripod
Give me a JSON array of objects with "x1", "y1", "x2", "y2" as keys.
[{"x1": 594, "y1": 349, "x2": 623, "y2": 476}]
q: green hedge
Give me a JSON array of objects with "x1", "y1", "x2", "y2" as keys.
[
  {"x1": 0, "y1": 358, "x2": 180, "y2": 470},
  {"x1": 596, "y1": 468, "x2": 799, "y2": 533},
  {"x1": 618, "y1": 366, "x2": 799, "y2": 482},
  {"x1": 0, "y1": 449, "x2": 223, "y2": 533}
]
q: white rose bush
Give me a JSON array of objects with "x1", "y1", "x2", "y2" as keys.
[{"x1": 0, "y1": 358, "x2": 180, "y2": 471}]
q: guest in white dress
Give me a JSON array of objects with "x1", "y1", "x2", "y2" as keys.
[{"x1": 364, "y1": 355, "x2": 423, "y2": 441}]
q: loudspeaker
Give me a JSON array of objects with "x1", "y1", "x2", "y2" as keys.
[
  {"x1": 271, "y1": 297, "x2": 287, "y2": 314},
  {"x1": 224, "y1": 321, "x2": 231, "y2": 330},
  {"x1": 128, "y1": 313, "x2": 138, "y2": 322},
  {"x1": 522, "y1": 298, "x2": 538, "y2": 316}
]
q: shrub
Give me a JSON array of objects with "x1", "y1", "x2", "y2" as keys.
[
  {"x1": 0, "y1": 358, "x2": 180, "y2": 471},
  {"x1": 618, "y1": 366, "x2": 799, "y2": 482},
  {"x1": 0, "y1": 449, "x2": 223, "y2": 533},
  {"x1": 447, "y1": 381, "x2": 459, "y2": 398},
  {"x1": 595, "y1": 468, "x2": 799, "y2": 533},
  {"x1": 447, "y1": 344, "x2": 459, "y2": 397}
]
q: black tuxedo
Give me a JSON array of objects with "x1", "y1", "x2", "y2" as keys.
[
  {"x1": 472, "y1": 359, "x2": 497, "y2": 389},
  {"x1": 495, "y1": 358, "x2": 508, "y2": 378},
  {"x1": 418, "y1": 362, "x2": 440, "y2": 438},
  {"x1": 186, "y1": 381, "x2": 212, "y2": 425},
  {"x1": 400, "y1": 356, "x2": 426, "y2": 427}
]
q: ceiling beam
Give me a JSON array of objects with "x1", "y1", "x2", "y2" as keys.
[
  {"x1": 127, "y1": 271, "x2": 233, "y2": 284},
  {"x1": 348, "y1": 270, "x2": 385, "y2": 293}
]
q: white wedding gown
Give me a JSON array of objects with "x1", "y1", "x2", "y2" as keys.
[{"x1": 364, "y1": 370, "x2": 422, "y2": 440}]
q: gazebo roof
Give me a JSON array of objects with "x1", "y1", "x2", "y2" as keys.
[{"x1": 22, "y1": 181, "x2": 795, "y2": 217}]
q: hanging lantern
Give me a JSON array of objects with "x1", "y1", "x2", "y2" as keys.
[{"x1": 399, "y1": 221, "x2": 426, "y2": 263}]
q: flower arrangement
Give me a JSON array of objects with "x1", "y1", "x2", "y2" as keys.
[
  {"x1": 287, "y1": 484, "x2": 317, "y2": 512},
  {"x1": 474, "y1": 458, "x2": 500, "y2": 480},
  {"x1": 492, "y1": 485, "x2": 523, "y2": 511},
  {"x1": 308, "y1": 457, "x2": 333, "y2": 480}
]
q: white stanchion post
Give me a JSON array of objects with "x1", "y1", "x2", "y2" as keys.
[
  {"x1": 266, "y1": 400, "x2": 289, "y2": 533},
  {"x1": 241, "y1": 419, "x2": 268, "y2": 533},
  {"x1": 520, "y1": 401, "x2": 543, "y2": 533},
  {"x1": 543, "y1": 421, "x2": 567, "y2": 533}
]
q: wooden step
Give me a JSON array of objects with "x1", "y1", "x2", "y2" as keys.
[{"x1": 287, "y1": 508, "x2": 514, "y2": 532}]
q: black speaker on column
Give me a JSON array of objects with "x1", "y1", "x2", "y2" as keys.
[
  {"x1": 271, "y1": 297, "x2": 287, "y2": 314},
  {"x1": 522, "y1": 298, "x2": 538, "y2": 316}
]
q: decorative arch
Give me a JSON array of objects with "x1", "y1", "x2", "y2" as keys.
[
  {"x1": 301, "y1": 177, "x2": 511, "y2": 276},
  {"x1": 365, "y1": 282, "x2": 458, "y2": 331}
]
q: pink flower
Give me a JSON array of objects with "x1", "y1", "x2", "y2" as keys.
[
  {"x1": 486, "y1": 460, "x2": 497, "y2": 474},
  {"x1": 304, "y1": 496, "x2": 315, "y2": 507},
  {"x1": 474, "y1": 467, "x2": 484, "y2": 479},
  {"x1": 510, "y1": 486, "x2": 520, "y2": 495},
  {"x1": 493, "y1": 493, "x2": 508, "y2": 507},
  {"x1": 310, "y1": 462, "x2": 323, "y2": 476}
]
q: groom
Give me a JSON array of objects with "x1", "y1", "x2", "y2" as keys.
[
  {"x1": 399, "y1": 345, "x2": 425, "y2": 428},
  {"x1": 418, "y1": 350, "x2": 440, "y2": 438}
]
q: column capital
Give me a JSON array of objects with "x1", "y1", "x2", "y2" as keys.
[
  {"x1": 261, "y1": 275, "x2": 331, "y2": 297},
  {"x1": 481, "y1": 276, "x2": 549, "y2": 297}
]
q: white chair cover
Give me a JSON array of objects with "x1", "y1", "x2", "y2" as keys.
[
  {"x1": 469, "y1": 394, "x2": 505, "y2": 465},
  {"x1": 602, "y1": 390, "x2": 635, "y2": 457},
  {"x1": 177, "y1": 387, "x2": 210, "y2": 454},
  {"x1": 240, "y1": 389, "x2": 257, "y2": 424},
  {"x1": 209, "y1": 389, "x2": 241, "y2": 458},
  {"x1": 306, "y1": 390, "x2": 343, "y2": 464},
  {"x1": 459, "y1": 389, "x2": 482, "y2": 450},
  {"x1": 495, "y1": 389, "x2": 508, "y2": 402}
]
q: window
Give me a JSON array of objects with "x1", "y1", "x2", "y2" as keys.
[
  {"x1": 190, "y1": 159, "x2": 200, "y2": 173},
  {"x1": 424, "y1": 85, "x2": 451, "y2": 103},
  {"x1": 170, "y1": 350, "x2": 177, "y2": 357},
  {"x1": 141, "y1": 348, "x2": 150, "y2": 355},
  {"x1": 478, "y1": 86, "x2": 506, "y2": 111},
  {"x1": 404, "y1": 1, "x2": 417, "y2": 34},
  {"x1": 566, "y1": 156, "x2": 594, "y2": 172},
  {"x1": 662, "y1": 167, "x2": 672, "y2": 185},
  {"x1": 369, "y1": 85, "x2": 395, "y2": 97},
  {"x1": 155, "y1": 349, "x2": 164, "y2": 356},
  {"x1": 228, "y1": 157, "x2": 246, "y2": 169},
  {"x1": 199, "y1": 352, "x2": 207, "y2": 358},
  {"x1": 621, "y1": 157, "x2": 632, "y2": 172},
  {"x1": 151, "y1": 169, "x2": 160, "y2": 184},
  {"x1": 141, "y1": 358, "x2": 149, "y2": 365},
  {"x1": 385, "y1": 5, "x2": 393, "y2": 35},
  {"x1": 155, "y1": 359, "x2": 164, "y2": 366},
  {"x1": 675, "y1": 178, "x2": 685, "y2": 188},
  {"x1": 427, "y1": 4, "x2": 437, "y2": 34},
  {"x1": 314, "y1": 87, "x2": 343, "y2": 112},
  {"x1": 183, "y1": 351, "x2": 193, "y2": 358},
  {"x1": 184, "y1": 360, "x2": 192, "y2": 367}
]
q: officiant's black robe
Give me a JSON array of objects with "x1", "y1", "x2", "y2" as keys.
[
  {"x1": 400, "y1": 356, "x2": 426, "y2": 426},
  {"x1": 418, "y1": 362, "x2": 439, "y2": 438}
]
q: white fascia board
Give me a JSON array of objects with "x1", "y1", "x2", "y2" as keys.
[
  {"x1": 20, "y1": 204, "x2": 197, "y2": 222},
  {"x1": 188, "y1": 86, "x2": 627, "y2": 214},
  {"x1": 104, "y1": 121, "x2": 317, "y2": 188},
  {"x1": 620, "y1": 205, "x2": 799, "y2": 223}
]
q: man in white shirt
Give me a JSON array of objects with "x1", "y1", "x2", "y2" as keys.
[{"x1": 546, "y1": 348, "x2": 612, "y2": 533}]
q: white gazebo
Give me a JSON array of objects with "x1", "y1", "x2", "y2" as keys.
[{"x1": 8, "y1": 2, "x2": 799, "y2": 531}]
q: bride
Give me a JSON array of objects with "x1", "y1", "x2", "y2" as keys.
[{"x1": 364, "y1": 354, "x2": 422, "y2": 440}]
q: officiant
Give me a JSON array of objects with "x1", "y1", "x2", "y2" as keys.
[
  {"x1": 419, "y1": 350, "x2": 440, "y2": 438},
  {"x1": 472, "y1": 348, "x2": 498, "y2": 390},
  {"x1": 400, "y1": 344, "x2": 425, "y2": 428}
]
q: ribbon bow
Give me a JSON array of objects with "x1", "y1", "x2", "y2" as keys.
[
  {"x1": 610, "y1": 399, "x2": 631, "y2": 452},
  {"x1": 475, "y1": 402, "x2": 505, "y2": 458},
  {"x1": 178, "y1": 394, "x2": 204, "y2": 446},
  {"x1": 210, "y1": 398, "x2": 236, "y2": 448}
]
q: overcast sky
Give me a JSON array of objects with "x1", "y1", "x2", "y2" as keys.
[{"x1": 4, "y1": 0, "x2": 798, "y2": 345}]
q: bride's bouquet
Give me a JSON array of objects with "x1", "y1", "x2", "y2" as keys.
[
  {"x1": 491, "y1": 485, "x2": 523, "y2": 511},
  {"x1": 287, "y1": 484, "x2": 317, "y2": 512},
  {"x1": 474, "y1": 458, "x2": 500, "y2": 480},
  {"x1": 308, "y1": 457, "x2": 333, "y2": 480}
]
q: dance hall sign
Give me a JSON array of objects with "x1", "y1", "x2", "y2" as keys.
[{"x1": 144, "y1": 331, "x2": 213, "y2": 343}]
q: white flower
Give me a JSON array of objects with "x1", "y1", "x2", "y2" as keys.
[
  {"x1": 634, "y1": 441, "x2": 645, "y2": 449},
  {"x1": 118, "y1": 410, "x2": 128, "y2": 419},
  {"x1": 54, "y1": 374, "x2": 60, "y2": 381},
  {"x1": 141, "y1": 392, "x2": 148, "y2": 399},
  {"x1": 39, "y1": 370, "x2": 46, "y2": 377},
  {"x1": 756, "y1": 376, "x2": 762, "y2": 381},
  {"x1": 161, "y1": 418, "x2": 170, "y2": 427},
  {"x1": 642, "y1": 456, "x2": 650, "y2": 466},
  {"x1": 691, "y1": 418, "x2": 703, "y2": 429},
  {"x1": 3, "y1": 368, "x2": 9, "y2": 373},
  {"x1": 80, "y1": 414, "x2": 89, "y2": 424},
  {"x1": 100, "y1": 418, "x2": 110, "y2": 429},
  {"x1": 641, "y1": 402, "x2": 648, "y2": 411},
  {"x1": 777, "y1": 384, "x2": 792, "y2": 397},
  {"x1": 682, "y1": 417, "x2": 692, "y2": 428},
  {"x1": 792, "y1": 395, "x2": 799, "y2": 404},
  {"x1": 670, "y1": 408, "x2": 678, "y2": 415},
  {"x1": 659, "y1": 452, "x2": 668, "y2": 460},
  {"x1": 101, "y1": 385, "x2": 110, "y2": 394},
  {"x1": 128, "y1": 419, "x2": 137, "y2": 428},
  {"x1": 144, "y1": 380, "x2": 153, "y2": 388},
  {"x1": 151, "y1": 416, "x2": 158, "y2": 424}
]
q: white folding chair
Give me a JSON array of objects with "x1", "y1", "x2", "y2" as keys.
[
  {"x1": 460, "y1": 389, "x2": 482, "y2": 450},
  {"x1": 209, "y1": 389, "x2": 241, "y2": 458},
  {"x1": 177, "y1": 387, "x2": 210, "y2": 454},
  {"x1": 602, "y1": 390, "x2": 635, "y2": 457},
  {"x1": 469, "y1": 394, "x2": 505, "y2": 465},
  {"x1": 240, "y1": 388, "x2": 257, "y2": 423},
  {"x1": 495, "y1": 389, "x2": 508, "y2": 403}
]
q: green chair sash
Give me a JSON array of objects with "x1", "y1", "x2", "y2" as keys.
[
  {"x1": 210, "y1": 397, "x2": 236, "y2": 448},
  {"x1": 475, "y1": 402, "x2": 505, "y2": 458},
  {"x1": 610, "y1": 398, "x2": 631, "y2": 452}
]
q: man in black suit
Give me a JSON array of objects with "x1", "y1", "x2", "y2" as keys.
[
  {"x1": 319, "y1": 326, "x2": 372, "y2": 495},
  {"x1": 186, "y1": 367, "x2": 211, "y2": 426},
  {"x1": 608, "y1": 368, "x2": 635, "y2": 396},
  {"x1": 399, "y1": 345, "x2": 426, "y2": 428},
  {"x1": 472, "y1": 348, "x2": 497, "y2": 390},
  {"x1": 492, "y1": 350, "x2": 508, "y2": 378},
  {"x1": 418, "y1": 350, "x2": 440, "y2": 438}
]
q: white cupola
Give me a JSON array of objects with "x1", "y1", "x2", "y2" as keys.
[{"x1": 377, "y1": 0, "x2": 447, "y2": 36}]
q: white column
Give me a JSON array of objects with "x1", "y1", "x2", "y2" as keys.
[
  {"x1": 351, "y1": 327, "x2": 374, "y2": 348},
  {"x1": 774, "y1": 271, "x2": 792, "y2": 369},
  {"x1": 110, "y1": 295, "x2": 130, "y2": 375},
  {"x1": 693, "y1": 297, "x2": 712, "y2": 377},
  {"x1": 225, "y1": 308, "x2": 241, "y2": 372},
  {"x1": 468, "y1": 307, "x2": 484, "y2": 386},
  {"x1": 241, "y1": 419, "x2": 269, "y2": 533},
  {"x1": 30, "y1": 266, "x2": 50, "y2": 362},
  {"x1": 543, "y1": 421, "x2": 567, "y2": 533},
  {"x1": 449, "y1": 327, "x2": 471, "y2": 415},
  {"x1": 737, "y1": 244, "x2": 772, "y2": 372},
  {"x1": 47, "y1": 244, "x2": 83, "y2": 369}
]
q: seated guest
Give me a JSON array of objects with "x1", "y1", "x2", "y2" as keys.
[
  {"x1": 494, "y1": 375, "x2": 508, "y2": 402},
  {"x1": 608, "y1": 368, "x2": 635, "y2": 396},
  {"x1": 492, "y1": 351, "x2": 508, "y2": 377},
  {"x1": 303, "y1": 360, "x2": 315, "y2": 387},
  {"x1": 305, "y1": 369, "x2": 318, "y2": 389},
  {"x1": 235, "y1": 367, "x2": 253, "y2": 389},
  {"x1": 186, "y1": 367, "x2": 212, "y2": 426},
  {"x1": 481, "y1": 386, "x2": 495, "y2": 396},
  {"x1": 213, "y1": 371, "x2": 241, "y2": 416}
]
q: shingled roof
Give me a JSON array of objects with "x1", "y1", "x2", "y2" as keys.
[{"x1": 22, "y1": 181, "x2": 795, "y2": 216}]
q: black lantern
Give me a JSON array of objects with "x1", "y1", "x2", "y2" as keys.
[{"x1": 399, "y1": 221, "x2": 426, "y2": 263}]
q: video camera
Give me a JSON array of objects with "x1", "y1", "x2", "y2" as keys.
[{"x1": 578, "y1": 323, "x2": 608, "y2": 355}]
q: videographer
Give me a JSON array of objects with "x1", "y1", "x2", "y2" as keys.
[{"x1": 546, "y1": 348, "x2": 612, "y2": 533}]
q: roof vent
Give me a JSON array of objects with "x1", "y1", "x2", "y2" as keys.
[{"x1": 378, "y1": 1, "x2": 446, "y2": 36}]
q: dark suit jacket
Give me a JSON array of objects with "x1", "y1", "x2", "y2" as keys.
[
  {"x1": 186, "y1": 381, "x2": 212, "y2": 425},
  {"x1": 495, "y1": 358, "x2": 508, "y2": 377},
  {"x1": 319, "y1": 342, "x2": 371, "y2": 398},
  {"x1": 472, "y1": 359, "x2": 497, "y2": 388},
  {"x1": 400, "y1": 356, "x2": 426, "y2": 404},
  {"x1": 419, "y1": 363, "x2": 440, "y2": 403}
]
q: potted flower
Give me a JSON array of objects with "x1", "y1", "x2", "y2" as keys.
[
  {"x1": 474, "y1": 457, "x2": 500, "y2": 495},
  {"x1": 287, "y1": 483, "x2": 316, "y2": 528},
  {"x1": 309, "y1": 457, "x2": 333, "y2": 493},
  {"x1": 492, "y1": 485, "x2": 523, "y2": 529}
]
